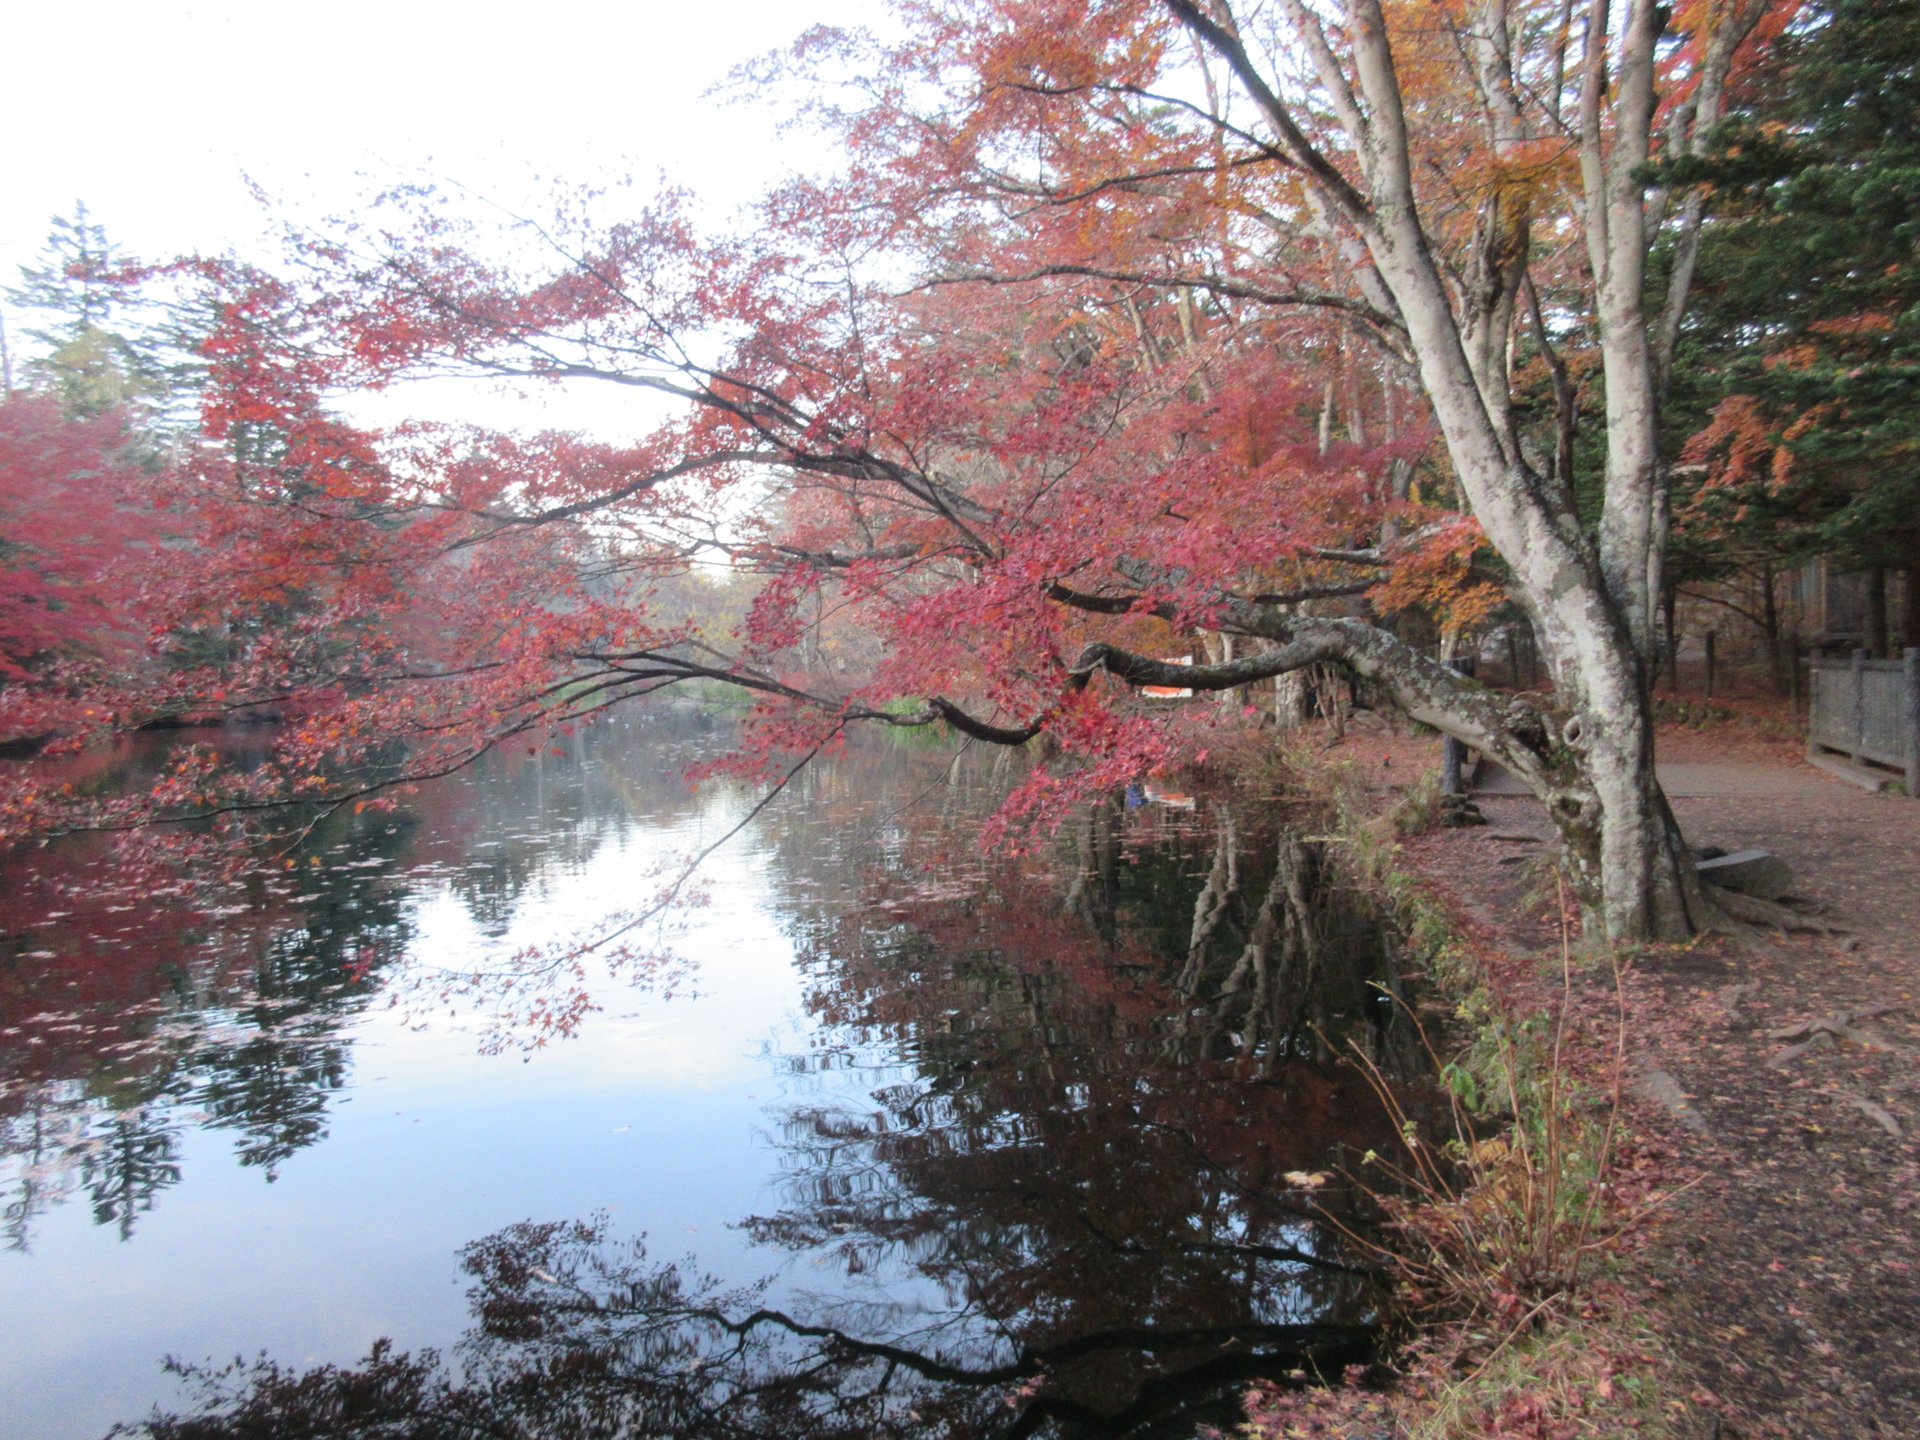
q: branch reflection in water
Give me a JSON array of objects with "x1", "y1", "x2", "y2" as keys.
[
  {"x1": 130, "y1": 1213, "x2": 1376, "y2": 1440},
  {"x1": 109, "y1": 731, "x2": 1422, "y2": 1438}
]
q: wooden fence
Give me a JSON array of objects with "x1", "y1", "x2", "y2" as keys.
[{"x1": 1808, "y1": 649, "x2": 1920, "y2": 795}]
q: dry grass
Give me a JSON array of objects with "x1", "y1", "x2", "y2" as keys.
[
  {"x1": 1227, "y1": 884, "x2": 1702, "y2": 1440},
  {"x1": 1356, "y1": 919, "x2": 1642, "y2": 1326}
]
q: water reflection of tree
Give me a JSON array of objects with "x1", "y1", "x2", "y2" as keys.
[
  {"x1": 710, "y1": 741, "x2": 1418, "y2": 1430},
  {"x1": 82, "y1": 1108, "x2": 183, "y2": 1240},
  {"x1": 113, "y1": 804, "x2": 1405, "y2": 1434},
  {"x1": 746, "y1": 813, "x2": 1410, "y2": 1427},
  {"x1": 103, "y1": 736, "x2": 1424, "y2": 1437},
  {"x1": 1, "y1": 713, "x2": 743, "y2": 1245},
  {"x1": 121, "y1": 1215, "x2": 1375, "y2": 1440},
  {"x1": 0, "y1": 795, "x2": 417, "y2": 1244},
  {"x1": 753, "y1": 739, "x2": 1416, "y2": 1074},
  {"x1": 404, "y1": 714, "x2": 734, "y2": 935}
]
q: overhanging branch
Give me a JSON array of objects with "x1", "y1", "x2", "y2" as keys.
[
  {"x1": 924, "y1": 263, "x2": 1405, "y2": 342},
  {"x1": 1068, "y1": 615, "x2": 1561, "y2": 793}
]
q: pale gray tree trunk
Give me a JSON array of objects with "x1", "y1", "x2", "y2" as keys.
[{"x1": 1159, "y1": 0, "x2": 1767, "y2": 939}]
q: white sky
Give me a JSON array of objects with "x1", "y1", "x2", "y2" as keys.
[{"x1": 1, "y1": 0, "x2": 889, "y2": 430}]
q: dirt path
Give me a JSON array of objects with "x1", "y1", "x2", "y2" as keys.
[{"x1": 1417, "y1": 735, "x2": 1920, "y2": 1438}]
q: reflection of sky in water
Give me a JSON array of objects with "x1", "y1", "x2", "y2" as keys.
[
  {"x1": 0, "y1": 724, "x2": 1390, "y2": 1438},
  {"x1": 0, "y1": 734, "x2": 859, "y2": 1439}
]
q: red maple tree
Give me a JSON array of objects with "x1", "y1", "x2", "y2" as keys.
[{"x1": 2, "y1": 0, "x2": 1799, "y2": 941}]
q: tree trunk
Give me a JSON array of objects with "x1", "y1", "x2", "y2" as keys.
[
  {"x1": 1868, "y1": 567, "x2": 1889, "y2": 658},
  {"x1": 1761, "y1": 563, "x2": 1786, "y2": 695},
  {"x1": 1663, "y1": 578, "x2": 1679, "y2": 691},
  {"x1": 1539, "y1": 617, "x2": 1700, "y2": 941},
  {"x1": 1565, "y1": 688, "x2": 1699, "y2": 941},
  {"x1": 1895, "y1": 526, "x2": 1920, "y2": 649},
  {"x1": 1274, "y1": 668, "x2": 1310, "y2": 727}
]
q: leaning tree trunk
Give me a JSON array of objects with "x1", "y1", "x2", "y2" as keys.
[
  {"x1": 1066, "y1": 606, "x2": 1709, "y2": 942},
  {"x1": 1370, "y1": 262, "x2": 1700, "y2": 937}
]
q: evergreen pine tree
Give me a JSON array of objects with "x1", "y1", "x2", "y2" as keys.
[
  {"x1": 1673, "y1": 0, "x2": 1920, "y2": 646},
  {"x1": 7, "y1": 203, "x2": 169, "y2": 419}
]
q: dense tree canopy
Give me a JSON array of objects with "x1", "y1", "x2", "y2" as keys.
[{"x1": 0, "y1": 0, "x2": 1813, "y2": 942}]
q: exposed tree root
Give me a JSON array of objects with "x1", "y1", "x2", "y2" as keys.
[{"x1": 1698, "y1": 886, "x2": 1848, "y2": 936}]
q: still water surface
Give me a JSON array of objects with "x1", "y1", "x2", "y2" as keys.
[{"x1": 0, "y1": 717, "x2": 1404, "y2": 1438}]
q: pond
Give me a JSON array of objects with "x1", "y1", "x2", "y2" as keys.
[{"x1": 0, "y1": 715, "x2": 1416, "y2": 1438}]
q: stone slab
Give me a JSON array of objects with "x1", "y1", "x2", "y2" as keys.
[{"x1": 1696, "y1": 847, "x2": 1795, "y2": 900}]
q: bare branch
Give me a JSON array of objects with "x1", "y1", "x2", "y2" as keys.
[{"x1": 921, "y1": 263, "x2": 1406, "y2": 339}]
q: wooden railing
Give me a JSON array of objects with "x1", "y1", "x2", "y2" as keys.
[{"x1": 1808, "y1": 649, "x2": 1920, "y2": 795}]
